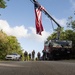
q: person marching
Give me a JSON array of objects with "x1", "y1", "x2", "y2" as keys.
[
  {"x1": 29, "y1": 53, "x2": 31, "y2": 61},
  {"x1": 24, "y1": 51, "x2": 28, "y2": 61},
  {"x1": 37, "y1": 52, "x2": 41, "y2": 60},
  {"x1": 32, "y1": 50, "x2": 35, "y2": 61}
]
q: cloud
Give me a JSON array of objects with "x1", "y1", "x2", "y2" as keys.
[
  {"x1": 0, "y1": 18, "x2": 67, "y2": 42},
  {"x1": 0, "y1": 20, "x2": 28, "y2": 38},
  {"x1": 0, "y1": 20, "x2": 50, "y2": 42},
  {"x1": 53, "y1": 17, "x2": 67, "y2": 27},
  {"x1": 0, "y1": 19, "x2": 67, "y2": 42},
  {"x1": 28, "y1": 27, "x2": 51, "y2": 42},
  {"x1": 45, "y1": 15, "x2": 67, "y2": 27}
]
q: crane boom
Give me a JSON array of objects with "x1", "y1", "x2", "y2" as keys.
[
  {"x1": 31, "y1": 0, "x2": 61, "y2": 39},
  {"x1": 42, "y1": 10, "x2": 61, "y2": 28}
]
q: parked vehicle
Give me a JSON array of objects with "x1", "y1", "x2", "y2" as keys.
[
  {"x1": 5, "y1": 53, "x2": 21, "y2": 60},
  {"x1": 43, "y1": 40, "x2": 72, "y2": 60}
]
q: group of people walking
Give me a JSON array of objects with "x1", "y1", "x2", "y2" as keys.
[{"x1": 24, "y1": 50, "x2": 41, "y2": 61}]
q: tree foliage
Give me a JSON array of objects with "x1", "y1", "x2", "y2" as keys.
[
  {"x1": 67, "y1": 16, "x2": 75, "y2": 31},
  {"x1": 47, "y1": 27, "x2": 65, "y2": 40},
  {"x1": 0, "y1": 30, "x2": 23, "y2": 60},
  {"x1": 66, "y1": 16, "x2": 75, "y2": 48},
  {"x1": 0, "y1": 0, "x2": 9, "y2": 8}
]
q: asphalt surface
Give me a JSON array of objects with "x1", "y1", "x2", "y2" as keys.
[{"x1": 0, "y1": 60, "x2": 75, "y2": 75}]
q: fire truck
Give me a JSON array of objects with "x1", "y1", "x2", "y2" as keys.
[
  {"x1": 31, "y1": 0, "x2": 72, "y2": 60},
  {"x1": 43, "y1": 40, "x2": 72, "y2": 60}
]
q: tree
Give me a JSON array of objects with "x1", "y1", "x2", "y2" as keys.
[
  {"x1": 67, "y1": 16, "x2": 75, "y2": 31},
  {"x1": 6, "y1": 36, "x2": 23, "y2": 54},
  {"x1": 47, "y1": 27, "x2": 65, "y2": 40},
  {"x1": 0, "y1": 0, "x2": 10, "y2": 8},
  {"x1": 66, "y1": 15, "x2": 75, "y2": 48},
  {"x1": 0, "y1": 30, "x2": 9, "y2": 59},
  {"x1": 0, "y1": 30, "x2": 23, "y2": 60},
  {"x1": 65, "y1": 30, "x2": 75, "y2": 47}
]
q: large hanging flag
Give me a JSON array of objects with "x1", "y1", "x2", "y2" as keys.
[{"x1": 34, "y1": 2, "x2": 45, "y2": 35}]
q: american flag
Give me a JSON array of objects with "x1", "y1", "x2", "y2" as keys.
[{"x1": 34, "y1": 2, "x2": 45, "y2": 35}]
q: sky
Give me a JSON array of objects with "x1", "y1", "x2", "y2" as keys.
[{"x1": 0, "y1": 0, "x2": 75, "y2": 57}]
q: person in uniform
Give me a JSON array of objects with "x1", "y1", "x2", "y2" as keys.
[
  {"x1": 24, "y1": 51, "x2": 28, "y2": 61},
  {"x1": 29, "y1": 53, "x2": 31, "y2": 61},
  {"x1": 37, "y1": 52, "x2": 41, "y2": 60},
  {"x1": 32, "y1": 50, "x2": 35, "y2": 61}
]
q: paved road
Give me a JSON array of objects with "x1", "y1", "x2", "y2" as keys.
[{"x1": 0, "y1": 61, "x2": 75, "y2": 75}]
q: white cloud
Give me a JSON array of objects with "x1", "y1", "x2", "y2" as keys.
[
  {"x1": 0, "y1": 20, "x2": 28, "y2": 38},
  {"x1": 0, "y1": 17, "x2": 67, "y2": 43},
  {"x1": 0, "y1": 19, "x2": 67, "y2": 42},
  {"x1": 0, "y1": 20, "x2": 50, "y2": 42},
  {"x1": 45, "y1": 15, "x2": 67, "y2": 27},
  {"x1": 53, "y1": 17, "x2": 67, "y2": 27},
  {"x1": 27, "y1": 27, "x2": 51, "y2": 42}
]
